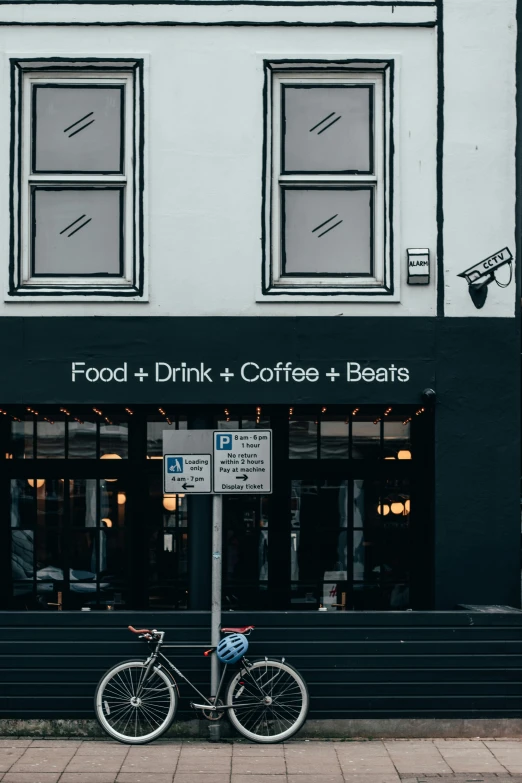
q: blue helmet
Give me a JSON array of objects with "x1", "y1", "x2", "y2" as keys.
[{"x1": 216, "y1": 633, "x2": 249, "y2": 664}]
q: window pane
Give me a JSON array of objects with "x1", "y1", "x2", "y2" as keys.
[
  {"x1": 70, "y1": 479, "x2": 97, "y2": 527},
  {"x1": 283, "y1": 188, "x2": 372, "y2": 276},
  {"x1": 100, "y1": 479, "x2": 126, "y2": 529},
  {"x1": 352, "y1": 416, "x2": 381, "y2": 459},
  {"x1": 283, "y1": 85, "x2": 371, "y2": 173},
  {"x1": 384, "y1": 419, "x2": 412, "y2": 460},
  {"x1": 34, "y1": 85, "x2": 123, "y2": 174},
  {"x1": 11, "y1": 420, "x2": 34, "y2": 459},
  {"x1": 223, "y1": 495, "x2": 269, "y2": 609},
  {"x1": 353, "y1": 478, "x2": 411, "y2": 610},
  {"x1": 147, "y1": 419, "x2": 176, "y2": 457},
  {"x1": 36, "y1": 479, "x2": 64, "y2": 527},
  {"x1": 12, "y1": 530, "x2": 34, "y2": 581},
  {"x1": 320, "y1": 416, "x2": 349, "y2": 459},
  {"x1": 11, "y1": 479, "x2": 35, "y2": 528},
  {"x1": 32, "y1": 187, "x2": 122, "y2": 276},
  {"x1": 68, "y1": 420, "x2": 97, "y2": 459},
  {"x1": 36, "y1": 421, "x2": 65, "y2": 458},
  {"x1": 289, "y1": 417, "x2": 317, "y2": 459},
  {"x1": 100, "y1": 421, "x2": 128, "y2": 459},
  {"x1": 36, "y1": 529, "x2": 64, "y2": 581}
]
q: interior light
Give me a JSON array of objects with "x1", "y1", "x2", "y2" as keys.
[
  {"x1": 101, "y1": 518, "x2": 113, "y2": 528},
  {"x1": 384, "y1": 456, "x2": 396, "y2": 460},
  {"x1": 117, "y1": 492, "x2": 126, "y2": 505},
  {"x1": 391, "y1": 501, "x2": 405, "y2": 515},
  {"x1": 377, "y1": 503, "x2": 390, "y2": 516},
  {"x1": 398, "y1": 450, "x2": 412, "y2": 460},
  {"x1": 27, "y1": 478, "x2": 45, "y2": 488},
  {"x1": 100, "y1": 453, "x2": 122, "y2": 460},
  {"x1": 163, "y1": 496, "x2": 177, "y2": 512},
  {"x1": 405, "y1": 499, "x2": 411, "y2": 515}
]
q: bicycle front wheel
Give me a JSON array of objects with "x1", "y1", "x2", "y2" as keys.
[
  {"x1": 95, "y1": 659, "x2": 177, "y2": 744},
  {"x1": 226, "y1": 659, "x2": 309, "y2": 743}
]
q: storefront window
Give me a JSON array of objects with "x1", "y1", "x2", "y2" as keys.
[
  {"x1": 2, "y1": 404, "x2": 428, "y2": 611},
  {"x1": 223, "y1": 495, "x2": 270, "y2": 609},
  {"x1": 147, "y1": 474, "x2": 188, "y2": 609},
  {"x1": 10, "y1": 475, "x2": 130, "y2": 609}
]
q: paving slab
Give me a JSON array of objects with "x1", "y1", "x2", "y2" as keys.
[
  {"x1": 60, "y1": 774, "x2": 122, "y2": 783},
  {"x1": 232, "y1": 757, "x2": 287, "y2": 774},
  {"x1": 2, "y1": 774, "x2": 61, "y2": 783},
  {"x1": 287, "y1": 775, "x2": 344, "y2": 783},
  {"x1": 0, "y1": 742, "x2": 32, "y2": 749},
  {"x1": 116, "y1": 774, "x2": 173, "y2": 783},
  {"x1": 173, "y1": 774, "x2": 231, "y2": 783},
  {"x1": 232, "y1": 776, "x2": 287, "y2": 783},
  {"x1": 8, "y1": 749, "x2": 76, "y2": 774},
  {"x1": 0, "y1": 750, "x2": 24, "y2": 773}
]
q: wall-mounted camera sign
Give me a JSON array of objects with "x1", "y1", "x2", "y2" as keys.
[
  {"x1": 458, "y1": 247, "x2": 513, "y2": 309},
  {"x1": 407, "y1": 248, "x2": 430, "y2": 285}
]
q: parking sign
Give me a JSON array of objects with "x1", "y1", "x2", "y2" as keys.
[{"x1": 213, "y1": 430, "x2": 272, "y2": 494}]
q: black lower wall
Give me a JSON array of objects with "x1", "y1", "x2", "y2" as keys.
[{"x1": 1, "y1": 610, "x2": 522, "y2": 720}]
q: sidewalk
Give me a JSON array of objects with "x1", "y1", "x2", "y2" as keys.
[{"x1": 2, "y1": 738, "x2": 522, "y2": 783}]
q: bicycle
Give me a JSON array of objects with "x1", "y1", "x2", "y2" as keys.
[{"x1": 94, "y1": 624, "x2": 309, "y2": 744}]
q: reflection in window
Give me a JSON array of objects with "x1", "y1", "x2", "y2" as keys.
[
  {"x1": 147, "y1": 415, "x2": 187, "y2": 458},
  {"x1": 68, "y1": 420, "x2": 97, "y2": 459},
  {"x1": 383, "y1": 419, "x2": 412, "y2": 460},
  {"x1": 36, "y1": 420, "x2": 66, "y2": 459},
  {"x1": 11, "y1": 419, "x2": 34, "y2": 459},
  {"x1": 353, "y1": 478, "x2": 411, "y2": 609},
  {"x1": 223, "y1": 495, "x2": 270, "y2": 609},
  {"x1": 352, "y1": 416, "x2": 381, "y2": 459},
  {"x1": 291, "y1": 480, "x2": 348, "y2": 608},
  {"x1": 10, "y1": 477, "x2": 129, "y2": 609},
  {"x1": 320, "y1": 417, "x2": 349, "y2": 459},
  {"x1": 100, "y1": 421, "x2": 128, "y2": 459},
  {"x1": 147, "y1": 475, "x2": 189, "y2": 609},
  {"x1": 289, "y1": 417, "x2": 317, "y2": 459},
  {"x1": 290, "y1": 478, "x2": 411, "y2": 610}
]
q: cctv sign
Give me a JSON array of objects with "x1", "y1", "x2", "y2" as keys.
[
  {"x1": 458, "y1": 247, "x2": 513, "y2": 286},
  {"x1": 213, "y1": 430, "x2": 272, "y2": 494}
]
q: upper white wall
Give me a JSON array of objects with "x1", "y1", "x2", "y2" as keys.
[
  {"x1": 0, "y1": 0, "x2": 516, "y2": 317},
  {"x1": 443, "y1": 0, "x2": 517, "y2": 317}
]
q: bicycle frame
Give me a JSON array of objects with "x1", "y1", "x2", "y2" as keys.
[{"x1": 136, "y1": 635, "x2": 268, "y2": 714}]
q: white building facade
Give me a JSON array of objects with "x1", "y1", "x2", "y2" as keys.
[{"x1": 0, "y1": 0, "x2": 520, "y2": 729}]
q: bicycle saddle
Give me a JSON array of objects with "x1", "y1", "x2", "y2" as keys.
[{"x1": 221, "y1": 625, "x2": 255, "y2": 634}]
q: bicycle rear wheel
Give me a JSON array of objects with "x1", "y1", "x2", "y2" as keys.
[
  {"x1": 225, "y1": 659, "x2": 309, "y2": 743},
  {"x1": 95, "y1": 659, "x2": 177, "y2": 744}
]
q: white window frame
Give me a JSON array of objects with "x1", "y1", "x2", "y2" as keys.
[
  {"x1": 262, "y1": 60, "x2": 396, "y2": 301},
  {"x1": 8, "y1": 58, "x2": 145, "y2": 299}
]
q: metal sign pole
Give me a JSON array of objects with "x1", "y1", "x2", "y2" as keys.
[{"x1": 211, "y1": 493, "x2": 223, "y2": 697}]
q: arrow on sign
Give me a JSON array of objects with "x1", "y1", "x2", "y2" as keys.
[
  {"x1": 235, "y1": 475, "x2": 248, "y2": 481},
  {"x1": 182, "y1": 483, "x2": 195, "y2": 489}
]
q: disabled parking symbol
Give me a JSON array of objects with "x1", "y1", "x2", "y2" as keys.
[{"x1": 167, "y1": 456, "x2": 184, "y2": 473}]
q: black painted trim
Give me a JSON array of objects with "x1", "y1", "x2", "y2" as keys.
[
  {"x1": 0, "y1": 21, "x2": 438, "y2": 27},
  {"x1": 9, "y1": 58, "x2": 145, "y2": 298},
  {"x1": 31, "y1": 83, "x2": 125, "y2": 175},
  {"x1": 0, "y1": 0, "x2": 437, "y2": 5},
  {"x1": 436, "y1": 0, "x2": 444, "y2": 316},
  {"x1": 263, "y1": 60, "x2": 393, "y2": 297},
  {"x1": 514, "y1": 3, "x2": 522, "y2": 319}
]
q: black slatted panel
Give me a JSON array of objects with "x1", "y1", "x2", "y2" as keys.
[{"x1": 1, "y1": 611, "x2": 522, "y2": 719}]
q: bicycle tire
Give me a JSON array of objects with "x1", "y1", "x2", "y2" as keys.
[
  {"x1": 225, "y1": 658, "x2": 309, "y2": 743},
  {"x1": 94, "y1": 659, "x2": 178, "y2": 744}
]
